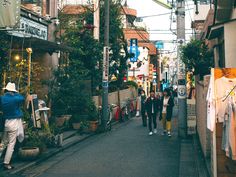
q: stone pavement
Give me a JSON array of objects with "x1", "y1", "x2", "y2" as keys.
[{"x1": 1, "y1": 115, "x2": 209, "y2": 177}]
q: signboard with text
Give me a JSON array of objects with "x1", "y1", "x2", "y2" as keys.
[
  {"x1": 9, "y1": 17, "x2": 48, "y2": 40},
  {"x1": 103, "y1": 46, "x2": 109, "y2": 81},
  {"x1": 129, "y1": 38, "x2": 139, "y2": 62}
]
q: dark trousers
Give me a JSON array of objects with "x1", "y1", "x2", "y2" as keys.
[
  {"x1": 141, "y1": 111, "x2": 147, "y2": 126},
  {"x1": 148, "y1": 113, "x2": 157, "y2": 132}
]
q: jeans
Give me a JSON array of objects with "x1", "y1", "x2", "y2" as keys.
[
  {"x1": 141, "y1": 111, "x2": 147, "y2": 126},
  {"x1": 148, "y1": 113, "x2": 157, "y2": 132}
]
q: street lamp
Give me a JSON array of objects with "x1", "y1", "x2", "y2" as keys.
[{"x1": 26, "y1": 48, "x2": 32, "y2": 93}]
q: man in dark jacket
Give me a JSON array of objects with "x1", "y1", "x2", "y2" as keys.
[{"x1": 145, "y1": 90, "x2": 160, "y2": 135}]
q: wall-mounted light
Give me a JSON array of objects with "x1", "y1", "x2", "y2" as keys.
[{"x1": 14, "y1": 54, "x2": 20, "y2": 61}]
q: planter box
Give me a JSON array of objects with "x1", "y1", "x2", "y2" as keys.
[
  {"x1": 72, "y1": 122, "x2": 81, "y2": 130},
  {"x1": 55, "y1": 115, "x2": 72, "y2": 127}
]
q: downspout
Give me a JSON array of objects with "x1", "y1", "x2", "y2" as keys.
[{"x1": 213, "y1": 0, "x2": 218, "y2": 25}]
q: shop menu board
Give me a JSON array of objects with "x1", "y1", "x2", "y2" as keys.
[{"x1": 30, "y1": 94, "x2": 41, "y2": 128}]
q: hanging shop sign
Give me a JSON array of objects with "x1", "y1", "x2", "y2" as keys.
[
  {"x1": 10, "y1": 17, "x2": 48, "y2": 40},
  {"x1": 0, "y1": 0, "x2": 20, "y2": 28},
  {"x1": 129, "y1": 38, "x2": 140, "y2": 62}
]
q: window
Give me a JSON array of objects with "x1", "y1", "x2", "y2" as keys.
[{"x1": 46, "y1": 0, "x2": 50, "y2": 15}]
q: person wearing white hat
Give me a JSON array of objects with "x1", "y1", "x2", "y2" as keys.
[{"x1": 0, "y1": 82, "x2": 31, "y2": 170}]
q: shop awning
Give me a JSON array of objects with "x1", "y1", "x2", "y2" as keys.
[
  {"x1": 24, "y1": 37, "x2": 75, "y2": 53},
  {"x1": 207, "y1": 24, "x2": 224, "y2": 40},
  {"x1": 26, "y1": 37, "x2": 75, "y2": 52},
  {"x1": 10, "y1": 35, "x2": 75, "y2": 53}
]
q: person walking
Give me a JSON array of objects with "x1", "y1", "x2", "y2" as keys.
[
  {"x1": 159, "y1": 88, "x2": 174, "y2": 137},
  {"x1": 145, "y1": 90, "x2": 160, "y2": 135},
  {"x1": 140, "y1": 90, "x2": 147, "y2": 127},
  {"x1": 0, "y1": 82, "x2": 31, "y2": 170}
]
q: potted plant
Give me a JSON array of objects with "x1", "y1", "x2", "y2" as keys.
[
  {"x1": 87, "y1": 100, "x2": 98, "y2": 132},
  {"x1": 18, "y1": 128, "x2": 43, "y2": 160},
  {"x1": 71, "y1": 114, "x2": 88, "y2": 130}
]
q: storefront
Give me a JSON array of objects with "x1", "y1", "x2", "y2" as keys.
[{"x1": 3, "y1": 7, "x2": 72, "y2": 98}]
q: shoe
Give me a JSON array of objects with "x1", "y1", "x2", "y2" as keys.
[
  {"x1": 167, "y1": 132, "x2": 171, "y2": 137},
  {"x1": 149, "y1": 132, "x2": 153, "y2": 136},
  {"x1": 3, "y1": 164, "x2": 14, "y2": 170},
  {"x1": 153, "y1": 129, "x2": 157, "y2": 134}
]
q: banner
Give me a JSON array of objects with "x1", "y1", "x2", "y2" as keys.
[{"x1": 0, "y1": 0, "x2": 20, "y2": 28}]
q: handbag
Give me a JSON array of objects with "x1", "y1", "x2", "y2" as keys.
[{"x1": 17, "y1": 119, "x2": 24, "y2": 143}]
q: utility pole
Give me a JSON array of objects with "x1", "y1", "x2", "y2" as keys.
[
  {"x1": 176, "y1": 0, "x2": 187, "y2": 138},
  {"x1": 102, "y1": 0, "x2": 110, "y2": 130}
]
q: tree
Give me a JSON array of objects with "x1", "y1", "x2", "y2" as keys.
[
  {"x1": 180, "y1": 39, "x2": 214, "y2": 78},
  {"x1": 99, "y1": 0, "x2": 129, "y2": 90}
]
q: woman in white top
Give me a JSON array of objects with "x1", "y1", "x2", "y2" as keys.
[{"x1": 159, "y1": 88, "x2": 174, "y2": 137}]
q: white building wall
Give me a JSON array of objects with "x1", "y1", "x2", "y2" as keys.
[
  {"x1": 224, "y1": 21, "x2": 236, "y2": 67},
  {"x1": 128, "y1": 47, "x2": 149, "y2": 78}
]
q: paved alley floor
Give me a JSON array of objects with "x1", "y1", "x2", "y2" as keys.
[{"x1": 20, "y1": 117, "x2": 181, "y2": 177}]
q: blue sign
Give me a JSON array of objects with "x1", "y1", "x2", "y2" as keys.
[
  {"x1": 155, "y1": 41, "x2": 164, "y2": 49},
  {"x1": 102, "y1": 81, "x2": 108, "y2": 88},
  {"x1": 129, "y1": 38, "x2": 140, "y2": 62}
]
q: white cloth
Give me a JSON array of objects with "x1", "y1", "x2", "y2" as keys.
[
  {"x1": 214, "y1": 77, "x2": 236, "y2": 122},
  {"x1": 207, "y1": 74, "x2": 216, "y2": 131},
  {"x1": 207, "y1": 75, "x2": 236, "y2": 131},
  {"x1": 162, "y1": 97, "x2": 170, "y2": 114}
]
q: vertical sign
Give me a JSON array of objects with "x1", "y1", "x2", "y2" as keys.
[
  {"x1": 0, "y1": 0, "x2": 20, "y2": 28},
  {"x1": 130, "y1": 38, "x2": 139, "y2": 62},
  {"x1": 103, "y1": 46, "x2": 109, "y2": 87}
]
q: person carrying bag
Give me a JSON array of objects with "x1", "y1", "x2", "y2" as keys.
[{"x1": 0, "y1": 82, "x2": 31, "y2": 170}]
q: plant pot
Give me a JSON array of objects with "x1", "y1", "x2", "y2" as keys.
[
  {"x1": 63, "y1": 115, "x2": 72, "y2": 121},
  {"x1": 72, "y1": 122, "x2": 81, "y2": 130},
  {"x1": 18, "y1": 147, "x2": 40, "y2": 160},
  {"x1": 89, "y1": 121, "x2": 98, "y2": 132},
  {"x1": 55, "y1": 116, "x2": 66, "y2": 127}
]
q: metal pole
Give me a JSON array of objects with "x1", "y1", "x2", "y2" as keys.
[
  {"x1": 26, "y1": 48, "x2": 32, "y2": 93},
  {"x1": 177, "y1": 0, "x2": 187, "y2": 138},
  {"x1": 102, "y1": 0, "x2": 109, "y2": 130}
]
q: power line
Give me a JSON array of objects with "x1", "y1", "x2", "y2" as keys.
[{"x1": 138, "y1": 8, "x2": 194, "y2": 18}]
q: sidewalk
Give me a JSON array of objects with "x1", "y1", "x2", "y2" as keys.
[{"x1": 1, "y1": 130, "x2": 95, "y2": 176}]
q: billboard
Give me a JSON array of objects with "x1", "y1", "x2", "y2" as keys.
[{"x1": 0, "y1": 0, "x2": 21, "y2": 28}]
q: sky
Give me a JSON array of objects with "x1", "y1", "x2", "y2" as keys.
[{"x1": 126, "y1": 0, "x2": 194, "y2": 54}]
